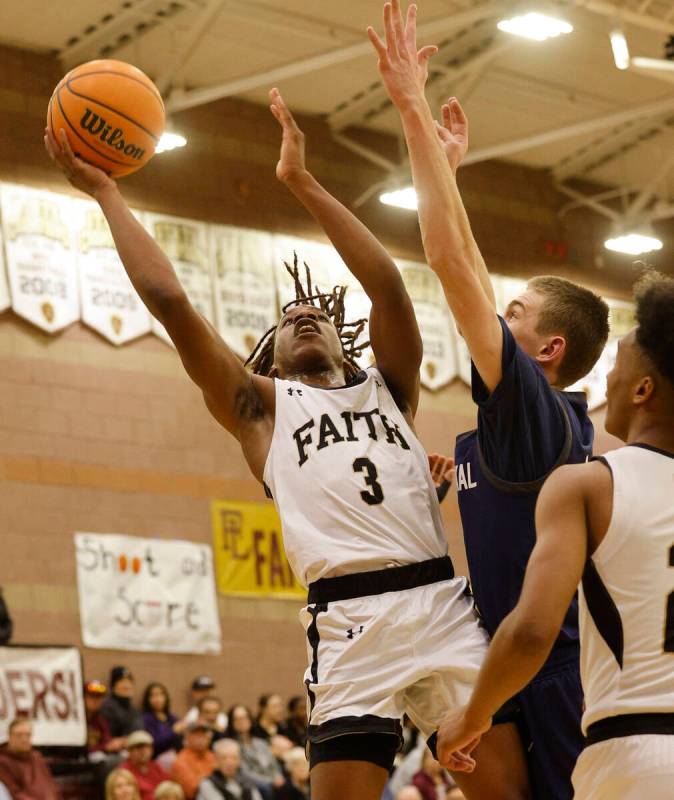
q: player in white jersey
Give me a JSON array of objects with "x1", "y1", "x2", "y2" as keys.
[
  {"x1": 45, "y1": 92, "x2": 529, "y2": 800},
  {"x1": 436, "y1": 271, "x2": 674, "y2": 799}
]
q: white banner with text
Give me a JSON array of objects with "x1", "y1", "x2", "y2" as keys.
[{"x1": 75, "y1": 533, "x2": 221, "y2": 654}]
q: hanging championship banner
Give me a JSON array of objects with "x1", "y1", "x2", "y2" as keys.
[
  {"x1": 145, "y1": 214, "x2": 213, "y2": 347},
  {"x1": 0, "y1": 646, "x2": 86, "y2": 746},
  {"x1": 74, "y1": 200, "x2": 151, "y2": 345},
  {"x1": 0, "y1": 226, "x2": 9, "y2": 314},
  {"x1": 0, "y1": 184, "x2": 79, "y2": 333},
  {"x1": 272, "y1": 235, "x2": 371, "y2": 368},
  {"x1": 399, "y1": 260, "x2": 456, "y2": 390},
  {"x1": 211, "y1": 225, "x2": 277, "y2": 358},
  {"x1": 75, "y1": 533, "x2": 222, "y2": 654},
  {"x1": 211, "y1": 500, "x2": 305, "y2": 599}
]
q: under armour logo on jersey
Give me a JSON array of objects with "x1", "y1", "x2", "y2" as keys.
[
  {"x1": 287, "y1": 388, "x2": 303, "y2": 397},
  {"x1": 346, "y1": 626, "x2": 364, "y2": 639}
]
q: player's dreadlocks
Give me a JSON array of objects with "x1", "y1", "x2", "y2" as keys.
[{"x1": 245, "y1": 254, "x2": 368, "y2": 381}]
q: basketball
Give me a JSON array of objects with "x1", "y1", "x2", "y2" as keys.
[{"x1": 47, "y1": 59, "x2": 165, "y2": 178}]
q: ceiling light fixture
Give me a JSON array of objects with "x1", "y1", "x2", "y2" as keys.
[
  {"x1": 631, "y1": 56, "x2": 674, "y2": 72},
  {"x1": 497, "y1": 12, "x2": 573, "y2": 42},
  {"x1": 604, "y1": 232, "x2": 663, "y2": 255},
  {"x1": 609, "y1": 29, "x2": 630, "y2": 70},
  {"x1": 156, "y1": 132, "x2": 187, "y2": 154},
  {"x1": 379, "y1": 187, "x2": 418, "y2": 210}
]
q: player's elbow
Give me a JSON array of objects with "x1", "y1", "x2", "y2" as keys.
[
  {"x1": 424, "y1": 243, "x2": 472, "y2": 281},
  {"x1": 151, "y1": 285, "x2": 190, "y2": 322},
  {"x1": 509, "y1": 618, "x2": 557, "y2": 658}
]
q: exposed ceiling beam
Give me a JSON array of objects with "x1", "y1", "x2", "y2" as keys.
[
  {"x1": 570, "y1": 0, "x2": 674, "y2": 34},
  {"x1": 165, "y1": 0, "x2": 507, "y2": 113},
  {"x1": 155, "y1": 0, "x2": 227, "y2": 95},
  {"x1": 556, "y1": 184, "x2": 622, "y2": 221},
  {"x1": 461, "y1": 95, "x2": 674, "y2": 166},
  {"x1": 626, "y1": 149, "x2": 674, "y2": 218}
]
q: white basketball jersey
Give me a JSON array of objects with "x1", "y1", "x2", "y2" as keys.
[
  {"x1": 263, "y1": 368, "x2": 448, "y2": 586},
  {"x1": 579, "y1": 444, "x2": 674, "y2": 733}
]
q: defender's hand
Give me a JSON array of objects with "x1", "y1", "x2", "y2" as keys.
[
  {"x1": 44, "y1": 127, "x2": 115, "y2": 199},
  {"x1": 269, "y1": 87, "x2": 307, "y2": 183},
  {"x1": 436, "y1": 706, "x2": 491, "y2": 773},
  {"x1": 428, "y1": 453, "x2": 455, "y2": 490},
  {"x1": 367, "y1": 0, "x2": 438, "y2": 112},
  {"x1": 435, "y1": 97, "x2": 469, "y2": 174}
]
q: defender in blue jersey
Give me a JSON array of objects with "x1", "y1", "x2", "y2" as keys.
[{"x1": 369, "y1": 3, "x2": 609, "y2": 797}]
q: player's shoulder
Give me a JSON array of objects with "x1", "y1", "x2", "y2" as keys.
[{"x1": 543, "y1": 459, "x2": 612, "y2": 502}]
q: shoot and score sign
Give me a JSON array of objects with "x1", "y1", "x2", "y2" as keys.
[{"x1": 211, "y1": 500, "x2": 304, "y2": 599}]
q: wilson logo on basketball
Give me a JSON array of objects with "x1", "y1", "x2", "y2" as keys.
[{"x1": 79, "y1": 108, "x2": 146, "y2": 161}]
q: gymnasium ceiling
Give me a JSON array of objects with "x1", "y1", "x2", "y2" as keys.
[{"x1": 2, "y1": 0, "x2": 674, "y2": 227}]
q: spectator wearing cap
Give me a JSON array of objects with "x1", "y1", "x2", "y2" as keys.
[
  {"x1": 184, "y1": 678, "x2": 227, "y2": 732},
  {"x1": 171, "y1": 721, "x2": 216, "y2": 800},
  {"x1": 196, "y1": 739, "x2": 262, "y2": 800},
  {"x1": 122, "y1": 730, "x2": 171, "y2": 800},
  {"x1": 142, "y1": 683, "x2": 186, "y2": 760},
  {"x1": 0, "y1": 717, "x2": 61, "y2": 799},
  {"x1": 85, "y1": 680, "x2": 127, "y2": 757},
  {"x1": 101, "y1": 667, "x2": 143, "y2": 739}
]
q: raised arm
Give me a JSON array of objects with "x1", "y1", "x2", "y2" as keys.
[
  {"x1": 269, "y1": 88, "x2": 423, "y2": 412},
  {"x1": 368, "y1": 1, "x2": 503, "y2": 392},
  {"x1": 435, "y1": 463, "x2": 592, "y2": 771},
  {"x1": 44, "y1": 129, "x2": 273, "y2": 459}
]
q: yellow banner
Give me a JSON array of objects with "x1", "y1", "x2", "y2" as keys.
[{"x1": 211, "y1": 500, "x2": 305, "y2": 599}]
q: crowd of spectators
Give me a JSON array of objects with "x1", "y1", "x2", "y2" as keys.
[{"x1": 0, "y1": 665, "x2": 465, "y2": 800}]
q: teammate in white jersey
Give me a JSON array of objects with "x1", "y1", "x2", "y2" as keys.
[
  {"x1": 45, "y1": 92, "x2": 529, "y2": 800},
  {"x1": 436, "y1": 271, "x2": 674, "y2": 799}
]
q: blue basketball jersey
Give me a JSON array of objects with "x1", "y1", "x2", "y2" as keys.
[{"x1": 455, "y1": 318, "x2": 593, "y2": 665}]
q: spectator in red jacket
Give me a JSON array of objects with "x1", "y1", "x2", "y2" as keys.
[
  {"x1": 0, "y1": 717, "x2": 61, "y2": 800},
  {"x1": 122, "y1": 730, "x2": 171, "y2": 800},
  {"x1": 411, "y1": 750, "x2": 453, "y2": 800}
]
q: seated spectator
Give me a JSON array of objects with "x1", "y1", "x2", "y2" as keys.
[
  {"x1": 196, "y1": 739, "x2": 262, "y2": 800},
  {"x1": 273, "y1": 747, "x2": 309, "y2": 800},
  {"x1": 412, "y1": 751, "x2": 452, "y2": 800},
  {"x1": 251, "y1": 695, "x2": 284, "y2": 741},
  {"x1": 278, "y1": 698, "x2": 306, "y2": 747},
  {"x1": 185, "y1": 678, "x2": 227, "y2": 731},
  {"x1": 106, "y1": 767, "x2": 141, "y2": 800},
  {"x1": 122, "y1": 730, "x2": 171, "y2": 800},
  {"x1": 0, "y1": 717, "x2": 61, "y2": 799},
  {"x1": 85, "y1": 680, "x2": 126, "y2": 758},
  {"x1": 154, "y1": 779, "x2": 185, "y2": 799},
  {"x1": 395, "y1": 788, "x2": 422, "y2": 800},
  {"x1": 269, "y1": 736, "x2": 293, "y2": 778},
  {"x1": 142, "y1": 682, "x2": 186, "y2": 759},
  {"x1": 387, "y1": 740, "x2": 425, "y2": 798},
  {"x1": 101, "y1": 666, "x2": 143, "y2": 739},
  {"x1": 197, "y1": 696, "x2": 227, "y2": 741},
  {"x1": 171, "y1": 721, "x2": 216, "y2": 800},
  {"x1": 226, "y1": 705, "x2": 283, "y2": 800}
]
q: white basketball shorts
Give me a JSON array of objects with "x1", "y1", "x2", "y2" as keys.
[
  {"x1": 572, "y1": 734, "x2": 674, "y2": 799},
  {"x1": 300, "y1": 556, "x2": 489, "y2": 748}
]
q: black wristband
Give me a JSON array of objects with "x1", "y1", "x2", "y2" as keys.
[{"x1": 436, "y1": 477, "x2": 452, "y2": 504}]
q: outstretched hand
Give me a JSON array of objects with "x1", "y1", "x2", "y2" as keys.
[
  {"x1": 428, "y1": 453, "x2": 455, "y2": 489},
  {"x1": 269, "y1": 87, "x2": 307, "y2": 183},
  {"x1": 367, "y1": 0, "x2": 437, "y2": 111},
  {"x1": 435, "y1": 97, "x2": 469, "y2": 174},
  {"x1": 436, "y1": 706, "x2": 492, "y2": 773},
  {"x1": 43, "y1": 127, "x2": 115, "y2": 198}
]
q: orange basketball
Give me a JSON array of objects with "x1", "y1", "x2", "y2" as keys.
[{"x1": 47, "y1": 59, "x2": 165, "y2": 178}]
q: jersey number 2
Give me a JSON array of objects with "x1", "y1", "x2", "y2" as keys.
[
  {"x1": 353, "y1": 458, "x2": 384, "y2": 506},
  {"x1": 665, "y1": 544, "x2": 674, "y2": 653}
]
